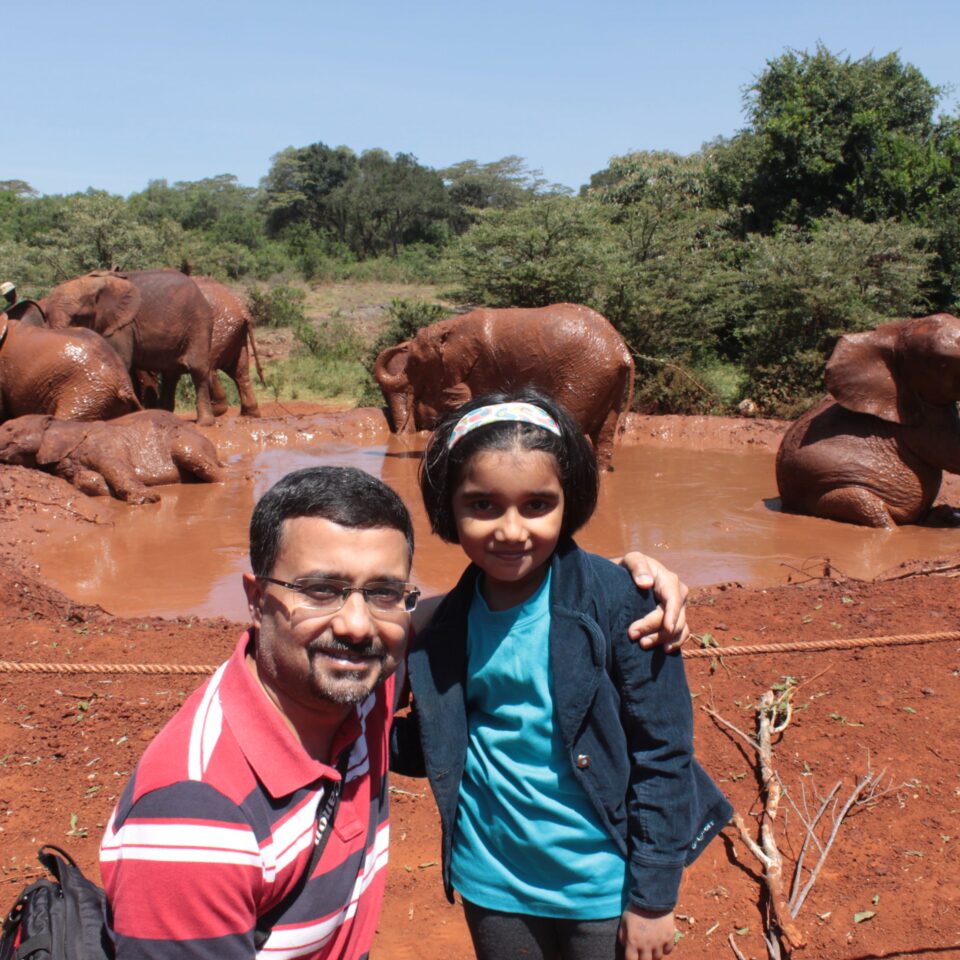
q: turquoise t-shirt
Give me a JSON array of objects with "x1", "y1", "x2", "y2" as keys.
[{"x1": 450, "y1": 569, "x2": 627, "y2": 918}]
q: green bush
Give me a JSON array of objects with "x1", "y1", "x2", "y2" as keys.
[{"x1": 247, "y1": 284, "x2": 307, "y2": 328}]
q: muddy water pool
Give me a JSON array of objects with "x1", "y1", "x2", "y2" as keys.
[{"x1": 36, "y1": 438, "x2": 959, "y2": 620}]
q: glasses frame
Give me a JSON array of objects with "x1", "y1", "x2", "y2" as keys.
[{"x1": 257, "y1": 575, "x2": 420, "y2": 616}]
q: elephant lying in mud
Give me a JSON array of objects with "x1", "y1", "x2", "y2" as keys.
[
  {"x1": 0, "y1": 410, "x2": 223, "y2": 504},
  {"x1": 373, "y1": 303, "x2": 634, "y2": 469},
  {"x1": 0, "y1": 316, "x2": 141, "y2": 421},
  {"x1": 776, "y1": 313, "x2": 960, "y2": 527}
]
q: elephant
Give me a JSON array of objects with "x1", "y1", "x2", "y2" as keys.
[
  {"x1": 775, "y1": 313, "x2": 960, "y2": 527},
  {"x1": 136, "y1": 276, "x2": 265, "y2": 418},
  {"x1": 41, "y1": 269, "x2": 216, "y2": 426},
  {"x1": 4, "y1": 299, "x2": 46, "y2": 326},
  {"x1": 0, "y1": 410, "x2": 223, "y2": 504},
  {"x1": 0, "y1": 315, "x2": 141, "y2": 422},
  {"x1": 373, "y1": 303, "x2": 635, "y2": 470}
]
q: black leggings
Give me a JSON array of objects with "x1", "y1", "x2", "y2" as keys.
[{"x1": 462, "y1": 900, "x2": 623, "y2": 960}]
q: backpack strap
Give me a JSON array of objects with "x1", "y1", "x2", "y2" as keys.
[{"x1": 253, "y1": 749, "x2": 351, "y2": 950}]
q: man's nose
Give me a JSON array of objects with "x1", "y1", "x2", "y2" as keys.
[{"x1": 330, "y1": 591, "x2": 377, "y2": 640}]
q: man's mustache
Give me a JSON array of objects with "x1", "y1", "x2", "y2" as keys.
[{"x1": 308, "y1": 637, "x2": 387, "y2": 660}]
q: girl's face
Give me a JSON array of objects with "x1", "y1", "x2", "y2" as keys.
[{"x1": 452, "y1": 447, "x2": 564, "y2": 610}]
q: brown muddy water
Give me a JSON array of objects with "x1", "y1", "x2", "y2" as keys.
[{"x1": 36, "y1": 436, "x2": 959, "y2": 620}]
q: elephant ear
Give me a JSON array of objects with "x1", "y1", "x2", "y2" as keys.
[
  {"x1": 36, "y1": 422, "x2": 89, "y2": 466},
  {"x1": 95, "y1": 276, "x2": 141, "y2": 338},
  {"x1": 825, "y1": 324, "x2": 920, "y2": 426},
  {"x1": 441, "y1": 382, "x2": 472, "y2": 409}
]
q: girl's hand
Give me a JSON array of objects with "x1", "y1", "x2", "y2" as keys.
[
  {"x1": 618, "y1": 906, "x2": 675, "y2": 960},
  {"x1": 616, "y1": 553, "x2": 690, "y2": 652}
]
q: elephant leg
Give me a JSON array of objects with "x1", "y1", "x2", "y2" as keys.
[
  {"x1": 170, "y1": 431, "x2": 222, "y2": 483},
  {"x1": 592, "y1": 406, "x2": 621, "y2": 472},
  {"x1": 158, "y1": 373, "x2": 180, "y2": 412},
  {"x1": 209, "y1": 371, "x2": 230, "y2": 417},
  {"x1": 229, "y1": 347, "x2": 261, "y2": 417},
  {"x1": 810, "y1": 487, "x2": 897, "y2": 529},
  {"x1": 59, "y1": 465, "x2": 111, "y2": 498},
  {"x1": 93, "y1": 458, "x2": 160, "y2": 504},
  {"x1": 190, "y1": 369, "x2": 215, "y2": 427}
]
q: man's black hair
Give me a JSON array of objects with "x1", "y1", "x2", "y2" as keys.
[
  {"x1": 249, "y1": 466, "x2": 414, "y2": 577},
  {"x1": 420, "y1": 387, "x2": 599, "y2": 544}
]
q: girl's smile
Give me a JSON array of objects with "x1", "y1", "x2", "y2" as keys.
[{"x1": 452, "y1": 448, "x2": 565, "y2": 610}]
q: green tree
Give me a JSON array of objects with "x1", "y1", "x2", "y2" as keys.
[
  {"x1": 441, "y1": 156, "x2": 566, "y2": 232},
  {"x1": 29, "y1": 190, "x2": 169, "y2": 280},
  {"x1": 589, "y1": 151, "x2": 743, "y2": 411},
  {"x1": 728, "y1": 45, "x2": 947, "y2": 231},
  {"x1": 337, "y1": 150, "x2": 451, "y2": 258},
  {"x1": 451, "y1": 195, "x2": 613, "y2": 307},
  {"x1": 737, "y1": 213, "x2": 932, "y2": 415},
  {"x1": 261, "y1": 142, "x2": 358, "y2": 238}
]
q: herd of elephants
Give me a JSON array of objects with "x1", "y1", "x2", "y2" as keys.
[{"x1": 0, "y1": 267, "x2": 958, "y2": 528}]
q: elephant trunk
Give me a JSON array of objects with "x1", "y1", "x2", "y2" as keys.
[{"x1": 373, "y1": 342, "x2": 414, "y2": 432}]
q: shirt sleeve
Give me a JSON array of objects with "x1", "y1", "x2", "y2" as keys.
[{"x1": 101, "y1": 780, "x2": 263, "y2": 960}]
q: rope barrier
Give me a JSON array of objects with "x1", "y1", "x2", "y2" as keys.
[
  {"x1": 0, "y1": 630, "x2": 957, "y2": 675},
  {"x1": 682, "y1": 629, "x2": 960, "y2": 658},
  {"x1": 0, "y1": 661, "x2": 215, "y2": 675}
]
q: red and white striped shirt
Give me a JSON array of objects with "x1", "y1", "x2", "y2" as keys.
[{"x1": 101, "y1": 631, "x2": 394, "y2": 960}]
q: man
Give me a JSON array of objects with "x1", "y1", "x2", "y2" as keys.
[
  {"x1": 0, "y1": 281, "x2": 16, "y2": 314},
  {"x1": 101, "y1": 466, "x2": 687, "y2": 959}
]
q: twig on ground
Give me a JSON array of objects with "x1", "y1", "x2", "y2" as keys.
[
  {"x1": 17, "y1": 496, "x2": 112, "y2": 525},
  {"x1": 708, "y1": 683, "x2": 806, "y2": 952},
  {"x1": 728, "y1": 932, "x2": 749, "y2": 960}
]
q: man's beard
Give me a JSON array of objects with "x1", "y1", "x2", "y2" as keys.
[{"x1": 306, "y1": 637, "x2": 390, "y2": 705}]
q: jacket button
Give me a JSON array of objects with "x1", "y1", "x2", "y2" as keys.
[{"x1": 576, "y1": 754, "x2": 591, "y2": 769}]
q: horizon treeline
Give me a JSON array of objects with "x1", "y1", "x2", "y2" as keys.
[{"x1": 3, "y1": 44, "x2": 960, "y2": 417}]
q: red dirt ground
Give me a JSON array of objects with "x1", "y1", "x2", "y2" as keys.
[{"x1": 1, "y1": 408, "x2": 958, "y2": 960}]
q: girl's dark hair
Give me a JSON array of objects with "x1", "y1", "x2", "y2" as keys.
[{"x1": 420, "y1": 387, "x2": 599, "y2": 544}]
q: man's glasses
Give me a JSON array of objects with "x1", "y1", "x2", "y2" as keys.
[{"x1": 258, "y1": 576, "x2": 420, "y2": 618}]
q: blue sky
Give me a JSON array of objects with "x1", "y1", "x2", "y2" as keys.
[{"x1": 9, "y1": 0, "x2": 960, "y2": 198}]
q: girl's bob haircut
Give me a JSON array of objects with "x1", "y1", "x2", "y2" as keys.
[{"x1": 420, "y1": 386, "x2": 599, "y2": 544}]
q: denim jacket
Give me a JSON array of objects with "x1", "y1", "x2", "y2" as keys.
[{"x1": 390, "y1": 539, "x2": 732, "y2": 912}]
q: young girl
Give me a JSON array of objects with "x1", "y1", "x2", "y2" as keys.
[{"x1": 392, "y1": 388, "x2": 731, "y2": 960}]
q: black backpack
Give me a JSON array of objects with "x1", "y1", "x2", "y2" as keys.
[{"x1": 0, "y1": 845, "x2": 112, "y2": 960}]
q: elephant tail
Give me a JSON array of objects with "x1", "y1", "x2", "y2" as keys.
[
  {"x1": 619, "y1": 346, "x2": 636, "y2": 419},
  {"x1": 246, "y1": 314, "x2": 266, "y2": 386}
]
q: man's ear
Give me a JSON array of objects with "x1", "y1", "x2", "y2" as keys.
[{"x1": 242, "y1": 573, "x2": 263, "y2": 629}]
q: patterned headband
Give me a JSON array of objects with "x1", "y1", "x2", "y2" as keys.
[{"x1": 447, "y1": 402, "x2": 562, "y2": 449}]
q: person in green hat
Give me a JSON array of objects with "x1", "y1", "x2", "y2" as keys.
[{"x1": 0, "y1": 282, "x2": 16, "y2": 312}]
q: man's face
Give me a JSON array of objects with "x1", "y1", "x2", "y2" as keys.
[{"x1": 243, "y1": 516, "x2": 411, "y2": 721}]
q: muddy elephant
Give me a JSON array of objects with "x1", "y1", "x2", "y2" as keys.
[
  {"x1": 0, "y1": 316, "x2": 141, "y2": 422},
  {"x1": 137, "y1": 277, "x2": 265, "y2": 417},
  {"x1": 373, "y1": 303, "x2": 634, "y2": 469},
  {"x1": 0, "y1": 410, "x2": 223, "y2": 504},
  {"x1": 4, "y1": 299, "x2": 46, "y2": 326},
  {"x1": 41, "y1": 269, "x2": 216, "y2": 426},
  {"x1": 776, "y1": 313, "x2": 960, "y2": 527}
]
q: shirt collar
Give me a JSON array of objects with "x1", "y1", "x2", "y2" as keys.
[{"x1": 218, "y1": 631, "x2": 364, "y2": 797}]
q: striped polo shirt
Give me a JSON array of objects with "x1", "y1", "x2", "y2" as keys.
[{"x1": 100, "y1": 631, "x2": 394, "y2": 960}]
